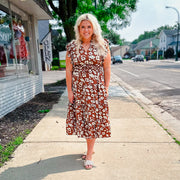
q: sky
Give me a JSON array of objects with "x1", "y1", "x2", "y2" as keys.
[{"x1": 120, "y1": 0, "x2": 180, "y2": 42}]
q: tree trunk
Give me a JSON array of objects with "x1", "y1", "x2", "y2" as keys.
[
  {"x1": 48, "y1": 0, "x2": 77, "y2": 42},
  {"x1": 63, "y1": 24, "x2": 75, "y2": 42}
]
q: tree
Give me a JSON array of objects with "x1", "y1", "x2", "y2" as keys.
[
  {"x1": 164, "y1": 48, "x2": 174, "y2": 59},
  {"x1": 47, "y1": 0, "x2": 138, "y2": 42},
  {"x1": 47, "y1": 0, "x2": 77, "y2": 42},
  {"x1": 104, "y1": 30, "x2": 124, "y2": 45},
  {"x1": 51, "y1": 29, "x2": 67, "y2": 58}
]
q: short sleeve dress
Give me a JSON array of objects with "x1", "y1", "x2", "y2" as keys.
[{"x1": 66, "y1": 39, "x2": 111, "y2": 138}]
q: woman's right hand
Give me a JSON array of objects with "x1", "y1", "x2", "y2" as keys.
[{"x1": 68, "y1": 90, "x2": 74, "y2": 104}]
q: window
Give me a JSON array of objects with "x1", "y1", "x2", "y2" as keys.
[{"x1": 0, "y1": 7, "x2": 29, "y2": 80}]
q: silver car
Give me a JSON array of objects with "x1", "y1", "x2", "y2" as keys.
[{"x1": 132, "y1": 55, "x2": 144, "y2": 62}]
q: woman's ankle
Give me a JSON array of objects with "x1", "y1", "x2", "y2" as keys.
[{"x1": 86, "y1": 154, "x2": 92, "y2": 160}]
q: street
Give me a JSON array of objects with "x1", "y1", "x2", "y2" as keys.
[{"x1": 111, "y1": 59, "x2": 180, "y2": 122}]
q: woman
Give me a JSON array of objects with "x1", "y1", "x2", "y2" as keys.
[{"x1": 66, "y1": 13, "x2": 111, "y2": 170}]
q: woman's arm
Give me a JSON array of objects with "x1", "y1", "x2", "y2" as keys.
[
  {"x1": 66, "y1": 52, "x2": 74, "y2": 103},
  {"x1": 103, "y1": 47, "x2": 111, "y2": 96}
]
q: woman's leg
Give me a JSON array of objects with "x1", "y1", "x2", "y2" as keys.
[{"x1": 86, "y1": 138, "x2": 96, "y2": 160}]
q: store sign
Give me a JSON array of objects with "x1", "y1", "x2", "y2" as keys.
[
  {"x1": 0, "y1": 24, "x2": 12, "y2": 43},
  {"x1": 42, "y1": 32, "x2": 52, "y2": 66}
]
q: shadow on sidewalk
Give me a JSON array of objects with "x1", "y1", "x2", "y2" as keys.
[{"x1": 0, "y1": 154, "x2": 84, "y2": 180}]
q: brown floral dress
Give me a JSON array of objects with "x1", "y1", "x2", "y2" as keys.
[{"x1": 66, "y1": 39, "x2": 111, "y2": 138}]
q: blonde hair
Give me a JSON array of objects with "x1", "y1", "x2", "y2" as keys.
[{"x1": 74, "y1": 13, "x2": 106, "y2": 57}]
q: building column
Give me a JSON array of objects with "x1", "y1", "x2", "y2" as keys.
[{"x1": 29, "y1": 15, "x2": 43, "y2": 91}]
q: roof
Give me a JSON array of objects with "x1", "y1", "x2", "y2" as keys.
[
  {"x1": 163, "y1": 29, "x2": 177, "y2": 36},
  {"x1": 168, "y1": 41, "x2": 180, "y2": 46},
  {"x1": 33, "y1": 0, "x2": 52, "y2": 18},
  {"x1": 110, "y1": 45, "x2": 129, "y2": 53},
  {"x1": 9, "y1": 0, "x2": 52, "y2": 20},
  {"x1": 142, "y1": 38, "x2": 159, "y2": 49},
  {"x1": 134, "y1": 38, "x2": 151, "y2": 50},
  {"x1": 134, "y1": 37, "x2": 159, "y2": 50},
  {"x1": 38, "y1": 20, "x2": 50, "y2": 42},
  {"x1": 110, "y1": 46, "x2": 121, "y2": 53}
]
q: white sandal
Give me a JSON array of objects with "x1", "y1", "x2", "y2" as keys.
[
  {"x1": 81, "y1": 152, "x2": 95, "y2": 160},
  {"x1": 84, "y1": 160, "x2": 94, "y2": 170}
]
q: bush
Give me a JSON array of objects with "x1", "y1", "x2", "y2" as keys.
[
  {"x1": 151, "y1": 51, "x2": 157, "y2": 59},
  {"x1": 52, "y1": 58, "x2": 60, "y2": 66},
  {"x1": 160, "y1": 56, "x2": 164, "y2": 60},
  {"x1": 60, "y1": 60, "x2": 66, "y2": 68},
  {"x1": 164, "y1": 48, "x2": 174, "y2": 59},
  {"x1": 51, "y1": 66, "x2": 59, "y2": 70}
]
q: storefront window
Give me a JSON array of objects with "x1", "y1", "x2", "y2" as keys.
[{"x1": 0, "y1": 7, "x2": 29, "y2": 80}]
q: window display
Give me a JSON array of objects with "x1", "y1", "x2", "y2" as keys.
[{"x1": 0, "y1": 8, "x2": 29, "y2": 79}]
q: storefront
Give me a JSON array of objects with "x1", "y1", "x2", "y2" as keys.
[{"x1": 0, "y1": 0, "x2": 52, "y2": 118}]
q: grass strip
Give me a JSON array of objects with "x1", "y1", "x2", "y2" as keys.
[
  {"x1": 146, "y1": 111, "x2": 180, "y2": 146},
  {"x1": 0, "y1": 129, "x2": 31, "y2": 167},
  {"x1": 38, "y1": 109, "x2": 50, "y2": 113}
]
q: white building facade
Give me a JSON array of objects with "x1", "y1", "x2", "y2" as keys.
[
  {"x1": 0, "y1": 0, "x2": 52, "y2": 118},
  {"x1": 159, "y1": 29, "x2": 180, "y2": 54}
]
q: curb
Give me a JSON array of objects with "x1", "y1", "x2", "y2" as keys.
[{"x1": 111, "y1": 73, "x2": 180, "y2": 142}]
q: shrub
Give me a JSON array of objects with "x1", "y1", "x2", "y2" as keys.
[
  {"x1": 52, "y1": 58, "x2": 60, "y2": 66},
  {"x1": 151, "y1": 51, "x2": 157, "y2": 59},
  {"x1": 164, "y1": 48, "x2": 174, "y2": 59},
  {"x1": 160, "y1": 56, "x2": 164, "y2": 60},
  {"x1": 51, "y1": 66, "x2": 59, "y2": 70}
]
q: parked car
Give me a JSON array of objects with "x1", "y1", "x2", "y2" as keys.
[
  {"x1": 111, "y1": 55, "x2": 123, "y2": 64},
  {"x1": 132, "y1": 55, "x2": 144, "y2": 62}
]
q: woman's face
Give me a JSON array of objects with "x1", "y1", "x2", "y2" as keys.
[{"x1": 79, "y1": 20, "x2": 93, "y2": 41}]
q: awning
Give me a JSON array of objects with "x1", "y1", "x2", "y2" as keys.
[
  {"x1": 9, "y1": 0, "x2": 52, "y2": 20},
  {"x1": 168, "y1": 41, "x2": 180, "y2": 46}
]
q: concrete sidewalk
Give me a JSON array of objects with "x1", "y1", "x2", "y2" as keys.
[
  {"x1": 42, "y1": 70, "x2": 66, "y2": 85},
  {"x1": 0, "y1": 71, "x2": 180, "y2": 180}
]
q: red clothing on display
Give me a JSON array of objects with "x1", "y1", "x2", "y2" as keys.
[{"x1": 10, "y1": 21, "x2": 28, "y2": 60}]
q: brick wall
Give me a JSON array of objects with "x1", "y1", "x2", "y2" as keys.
[{"x1": 0, "y1": 75, "x2": 43, "y2": 118}]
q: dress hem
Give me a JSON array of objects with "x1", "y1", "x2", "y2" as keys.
[{"x1": 66, "y1": 133, "x2": 111, "y2": 139}]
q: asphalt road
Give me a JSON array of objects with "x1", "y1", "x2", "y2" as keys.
[{"x1": 111, "y1": 59, "x2": 180, "y2": 122}]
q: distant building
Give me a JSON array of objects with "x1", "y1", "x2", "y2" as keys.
[
  {"x1": 110, "y1": 45, "x2": 129, "y2": 57},
  {"x1": 38, "y1": 20, "x2": 53, "y2": 71},
  {"x1": 130, "y1": 37, "x2": 159, "y2": 59},
  {"x1": 159, "y1": 29, "x2": 180, "y2": 56}
]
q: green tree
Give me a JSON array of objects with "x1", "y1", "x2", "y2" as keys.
[
  {"x1": 47, "y1": 0, "x2": 78, "y2": 42},
  {"x1": 51, "y1": 29, "x2": 67, "y2": 58},
  {"x1": 104, "y1": 30, "x2": 124, "y2": 45},
  {"x1": 47, "y1": 0, "x2": 138, "y2": 42}
]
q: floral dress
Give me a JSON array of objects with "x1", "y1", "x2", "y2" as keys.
[{"x1": 66, "y1": 39, "x2": 111, "y2": 138}]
